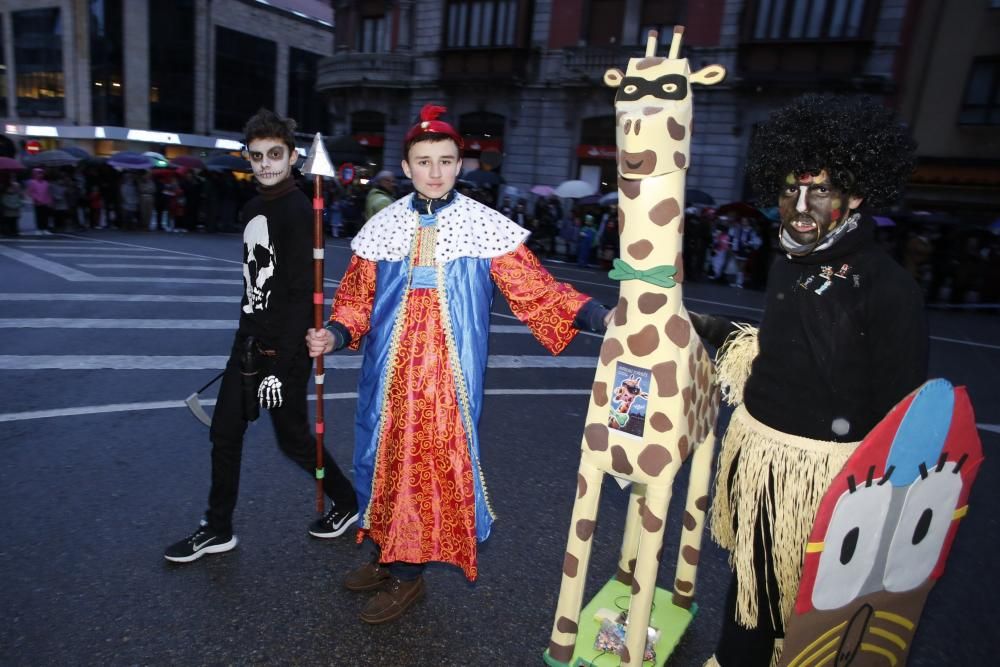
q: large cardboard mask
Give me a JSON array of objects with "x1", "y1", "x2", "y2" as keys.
[{"x1": 778, "y1": 379, "x2": 983, "y2": 667}]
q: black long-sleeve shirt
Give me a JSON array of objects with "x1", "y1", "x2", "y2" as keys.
[
  {"x1": 743, "y1": 216, "x2": 929, "y2": 442},
  {"x1": 236, "y1": 180, "x2": 314, "y2": 380}
]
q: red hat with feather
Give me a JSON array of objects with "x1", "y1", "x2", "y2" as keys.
[{"x1": 403, "y1": 103, "x2": 464, "y2": 150}]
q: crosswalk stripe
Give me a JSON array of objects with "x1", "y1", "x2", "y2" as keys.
[
  {"x1": 0, "y1": 293, "x2": 236, "y2": 302},
  {"x1": 0, "y1": 354, "x2": 600, "y2": 370},
  {"x1": 45, "y1": 253, "x2": 212, "y2": 260},
  {"x1": 77, "y1": 264, "x2": 240, "y2": 271}
]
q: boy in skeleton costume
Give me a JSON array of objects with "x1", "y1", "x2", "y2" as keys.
[
  {"x1": 691, "y1": 96, "x2": 928, "y2": 665},
  {"x1": 306, "y1": 104, "x2": 612, "y2": 624},
  {"x1": 165, "y1": 109, "x2": 357, "y2": 563}
]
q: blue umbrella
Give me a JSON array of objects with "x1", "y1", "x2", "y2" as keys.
[{"x1": 108, "y1": 151, "x2": 154, "y2": 171}]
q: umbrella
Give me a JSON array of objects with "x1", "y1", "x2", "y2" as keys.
[
  {"x1": 0, "y1": 156, "x2": 25, "y2": 171},
  {"x1": 577, "y1": 194, "x2": 602, "y2": 205},
  {"x1": 530, "y1": 184, "x2": 555, "y2": 197},
  {"x1": 554, "y1": 179, "x2": 597, "y2": 198},
  {"x1": 206, "y1": 153, "x2": 252, "y2": 172},
  {"x1": 61, "y1": 146, "x2": 91, "y2": 160},
  {"x1": 464, "y1": 169, "x2": 502, "y2": 187},
  {"x1": 873, "y1": 215, "x2": 896, "y2": 228},
  {"x1": 24, "y1": 149, "x2": 80, "y2": 168},
  {"x1": 686, "y1": 188, "x2": 715, "y2": 205},
  {"x1": 170, "y1": 155, "x2": 206, "y2": 170},
  {"x1": 502, "y1": 185, "x2": 523, "y2": 199},
  {"x1": 142, "y1": 151, "x2": 170, "y2": 168},
  {"x1": 599, "y1": 191, "x2": 619, "y2": 205},
  {"x1": 108, "y1": 151, "x2": 154, "y2": 170}
]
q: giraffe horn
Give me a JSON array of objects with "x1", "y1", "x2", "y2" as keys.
[
  {"x1": 645, "y1": 30, "x2": 658, "y2": 57},
  {"x1": 669, "y1": 25, "x2": 684, "y2": 59}
]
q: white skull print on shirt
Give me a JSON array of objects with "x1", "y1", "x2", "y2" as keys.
[{"x1": 242, "y1": 215, "x2": 276, "y2": 314}]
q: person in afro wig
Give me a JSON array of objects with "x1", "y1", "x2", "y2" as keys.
[{"x1": 692, "y1": 95, "x2": 928, "y2": 667}]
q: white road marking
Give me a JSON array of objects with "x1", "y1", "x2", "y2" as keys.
[
  {"x1": 45, "y1": 253, "x2": 212, "y2": 260},
  {"x1": 0, "y1": 354, "x2": 600, "y2": 370},
  {"x1": 0, "y1": 245, "x2": 97, "y2": 280},
  {"x1": 0, "y1": 388, "x2": 594, "y2": 423},
  {"x1": 0, "y1": 318, "x2": 239, "y2": 329},
  {"x1": 78, "y1": 263, "x2": 240, "y2": 271},
  {"x1": 0, "y1": 293, "x2": 236, "y2": 302}
]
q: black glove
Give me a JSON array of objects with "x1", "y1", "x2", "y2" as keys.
[
  {"x1": 323, "y1": 320, "x2": 352, "y2": 352},
  {"x1": 573, "y1": 298, "x2": 610, "y2": 335},
  {"x1": 689, "y1": 311, "x2": 739, "y2": 349}
]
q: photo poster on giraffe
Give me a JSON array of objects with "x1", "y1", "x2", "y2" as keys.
[{"x1": 607, "y1": 362, "x2": 651, "y2": 439}]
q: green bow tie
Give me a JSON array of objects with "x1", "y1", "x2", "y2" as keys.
[{"x1": 607, "y1": 258, "x2": 678, "y2": 289}]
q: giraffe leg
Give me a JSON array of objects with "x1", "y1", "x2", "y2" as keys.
[
  {"x1": 673, "y1": 429, "x2": 717, "y2": 608},
  {"x1": 622, "y1": 480, "x2": 674, "y2": 667},
  {"x1": 615, "y1": 482, "x2": 646, "y2": 585},
  {"x1": 548, "y1": 459, "x2": 605, "y2": 664}
]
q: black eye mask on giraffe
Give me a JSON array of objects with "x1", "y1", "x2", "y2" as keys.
[{"x1": 616, "y1": 74, "x2": 688, "y2": 103}]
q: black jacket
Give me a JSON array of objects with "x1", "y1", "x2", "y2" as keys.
[{"x1": 743, "y1": 215, "x2": 928, "y2": 442}]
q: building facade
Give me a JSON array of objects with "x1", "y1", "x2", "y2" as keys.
[
  {"x1": 0, "y1": 0, "x2": 333, "y2": 156},
  {"x1": 318, "y1": 0, "x2": 932, "y2": 207}
]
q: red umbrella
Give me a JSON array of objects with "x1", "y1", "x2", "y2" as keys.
[
  {"x1": 170, "y1": 155, "x2": 206, "y2": 170},
  {"x1": 0, "y1": 156, "x2": 25, "y2": 171}
]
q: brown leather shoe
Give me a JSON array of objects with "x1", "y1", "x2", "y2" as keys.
[
  {"x1": 359, "y1": 576, "x2": 425, "y2": 624},
  {"x1": 344, "y1": 560, "x2": 392, "y2": 592}
]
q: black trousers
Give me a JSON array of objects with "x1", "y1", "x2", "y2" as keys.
[{"x1": 206, "y1": 340, "x2": 357, "y2": 533}]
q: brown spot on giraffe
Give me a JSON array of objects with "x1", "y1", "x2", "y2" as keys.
[
  {"x1": 678, "y1": 434, "x2": 690, "y2": 461},
  {"x1": 638, "y1": 497, "x2": 664, "y2": 532},
  {"x1": 615, "y1": 566, "x2": 633, "y2": 585},
  {"x1": 695, "y1": 495, "x2": 709, "y2": 512},
  {"x1": 621, "y1": 150, "x2": 657, "y2": 175},
  {"x1": 636, "y1": 57, "x2": 664, "y2": 70},
  {"x1": 626, "y1": 325, "x2": 659, "y2": 356},
  {"x1": 683, "y1": 511, "x2": 697, "y2": 531},
  {"x1": 576, "y1": 519, "x2": 596, "y2": 541},
  {"x1": 614, "y1": 296, "x2": 628, "y2": 326},
  {"x1": 682, "y1": 386, "x2": 692, "y2": 415},
  {"x1": 592, "y1": 382, "x2": 608, "y2": 408},
  {"x1": 638, "y1": 292, "x2": 668, "y2": 314},
  {"x1": 674, "y1": 151, "x2": 687, "y2": 168},
  {"x1": 665, "y1": 314, "x2": 691, "y2": 348},
  {"x1": 622, "y1": 646, "x2": 632, "y2": 663},
  {"x1": 649, "y1": 197, "x2": 680, "y2": 227},
  {"x1": 577, "y1": 473, "x2": 587, "y2": 499},
  {"x1": 627, "y1": 240, "x2": 653, "y2": 260},
  {"x1": 651, "y1": 361, "x2": 678, "y2": 397},
  {"x1": 649, "y1": 412, "x2": 672, "y2": 432},
  {"x1": 667, "y1": 116, "x2": 686, "y2": 140},
  {"x1": 688, "y1": 411, "x2": 695, "y2": 433},
  {"x1": 618, "y1": 176, "x2": 641, "y2": 200},
  {"x1": 637, "y1": 444, "x2": 671, "y2": 476},
  {"x1": 688, "y1": 352, "x2": 697, "y2": 380},
  {"x1": 584, "y1": 423, "x2": 609, "y2": 451},
  {"x1": 673, "y1": 592, "x2": 694, "y2": 610},
  {"x1": 674, "y1": 251, "x2": 685, "y2": 283},
  {"x1": 642, "y1": 106, "x2": 662, "y2": 116},
  {"x1": 599, "y1": 338, "x2": 624, "y2": 365},
  {"x1": 556, "y1": 616, "x2": 578, "y2": 634},
  {"x1": 563, "y1": 552, "x2": 579, "y2": 578},
  {"x1": 610, "y1": 445, "x2": 634, "y2": 476},
  {"x1": 617, "y1": 205, "x2": 625, "y2": 236},
  {"x1": 675, "y1": 579, "x2": 694, "y2": 593},
  {"x1": 682, "y1": 545, "x2": 700, "y2": 566},
  {"x1": 549, "y1": 641, "x2": 574, "y2": 662},
  {"x1": 631, "y1": 578, "x2": 641, "y2": 596}
]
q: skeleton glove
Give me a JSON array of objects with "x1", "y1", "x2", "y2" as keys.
[{"x1": 257, "y1": 375, "x2": 283, "y2": 409}]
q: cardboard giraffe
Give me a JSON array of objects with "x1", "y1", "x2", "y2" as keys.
[{"x1": 546, "y1": 28, "x2": 725, "y2": 667}]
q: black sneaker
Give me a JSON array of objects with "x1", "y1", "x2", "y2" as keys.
[
  {"x1": 308, "y1": 505, "x2": 359, "y2": 538},
  {"x1": 164, "y1": 523, "x2": 238, "y2": 563}
]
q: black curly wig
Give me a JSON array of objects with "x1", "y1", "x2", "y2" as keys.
[{"x1": 746, "y1": 94, "x2": 916, "y2": 209}]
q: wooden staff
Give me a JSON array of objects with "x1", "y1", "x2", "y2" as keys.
[{"x1": 301, "y1": 133, "x2": 337, "y2": 514}]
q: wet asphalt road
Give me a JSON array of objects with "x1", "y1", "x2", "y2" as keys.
[{"x1": 1, "y1": 230, "x2": 997, "y2": 666}]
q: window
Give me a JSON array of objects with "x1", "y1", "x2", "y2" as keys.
[
  {"x1": 0, "y1": 16, "x2": 6, "y2": 117},
  {"x1": 150, "y1": 0, "x2": 195, "y2": 132},
  {"x1": 639, "y1": 0, "x2": 681, "y2": 46},
  {"x1": 13, "y1": 8, "x2": 65, "y2": 118},
  {"x1": 445, "y1": 0, "x2": 518, "y2": 48},
  {"x1": 751, "y1": 0, "x2": 869, "y2": 40},
  {"x1": 959, "y1": 58, "x2": 1000, "y2": 125},
  {"x1": 90, "y1": 0, "x2": 124, "y2": 126},
  {"x1": 214, "y1": 26, "x2": 277, "y2": 133},
  {"x1": 288, "y1": 48, "x2": 329, "y2": 135},
  {"x1": 587, "y1": 0, "x2": 625, "y2": 46},
  {"x1": 360, "y1": 15, "x2": 389, "y2": 52}
]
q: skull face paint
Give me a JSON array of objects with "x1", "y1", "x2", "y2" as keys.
[
  {"x1": 242, "y1": 215, "x2": 276, "y2": 313},
  {"x1": 778, "y1": 169, "x2": 863, "y2": 256},
  {"x1": 246, "y1": 138, "x2": 297, "y2": 187}
]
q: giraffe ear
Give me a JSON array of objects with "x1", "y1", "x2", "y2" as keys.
[
  {"x1": 604, "y1": 68, "x2": 624, "y2": 88},
  {"x1": 690, "y1": 64, "x2": 726, "y2": 86}
]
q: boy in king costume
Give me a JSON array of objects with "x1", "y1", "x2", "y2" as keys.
[{"x1": 306, "y1": 104, "x2": 611, "y2": 624}]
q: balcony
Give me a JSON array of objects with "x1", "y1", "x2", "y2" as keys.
[
  {"x1": 316, "y1": 52, "x2": 414, "y2": 91},
  {"x1": 437, "y1": 47, "x2": 538, "y2": 84},
  {"x1": 557, "y1": 45, "x2": 645, "y2": 86}
]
